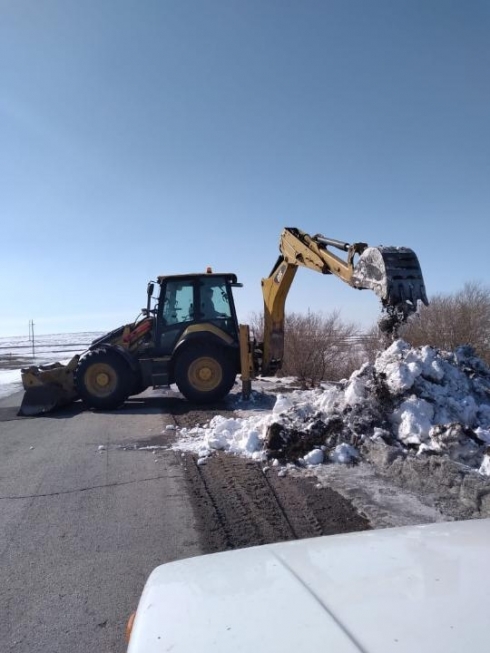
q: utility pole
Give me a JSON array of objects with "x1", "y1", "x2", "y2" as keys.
[{"x1": 28, "y1": 319, "x2": 35, "y2": 357}]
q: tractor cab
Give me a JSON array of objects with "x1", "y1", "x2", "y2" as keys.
[{"x1": 142, "y1": 273, "x2": 241, "y2": 358}]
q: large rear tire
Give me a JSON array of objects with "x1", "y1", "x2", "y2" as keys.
[
  {"x1": 74, "y1": 348, "x2": 133, "y2": 410},
  {"x1": 174, "y1": 344, "x2": 236, "y2": 403}
]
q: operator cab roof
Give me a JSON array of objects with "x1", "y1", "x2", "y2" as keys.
[{"x1": 156, "y1": 273, "x2": 240, "y2": 285}]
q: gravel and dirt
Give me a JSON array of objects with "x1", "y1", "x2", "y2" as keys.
[{"x1": 182, "y1": 452, "x2": 369, "y2": 552}]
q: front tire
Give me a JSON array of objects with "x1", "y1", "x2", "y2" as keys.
[
  {"x1": 174, "y1": 344, "x2": 236, "y2": 403},
  {"x1": 74, "y1": 348, "x2": 133, "y2": 410}
]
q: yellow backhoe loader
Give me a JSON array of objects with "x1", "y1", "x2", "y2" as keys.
[{"x1": 19, "y1": 227, "x2": 427, "y2": 416}]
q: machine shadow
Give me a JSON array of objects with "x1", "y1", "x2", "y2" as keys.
[{"x1": 10, "y1": 389, "x2": 278, "y2": 420}]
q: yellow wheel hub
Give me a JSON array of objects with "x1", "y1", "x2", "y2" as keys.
[
  {"x1": 188, "y1": 356, "x2": 222, "y2": 392},
  {"x1": 85, "y1": 363, "x2": 118, "y2": 397},
  {"x1": 96, "y1": 372, "x2": 110, "y2": 387}
]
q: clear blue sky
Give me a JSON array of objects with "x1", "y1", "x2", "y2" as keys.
[{"x1": 1, "y1": 1, "x2": 489, "y2": 337}]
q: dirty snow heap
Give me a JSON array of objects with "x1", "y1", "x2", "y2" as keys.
[{"x1": 174, "y1": 340, "x2": 490, "y2": 477}]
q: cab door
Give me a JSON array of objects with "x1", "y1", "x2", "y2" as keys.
[{"x1": 155, "y1": 279, "x2": 197, "y2": 355}]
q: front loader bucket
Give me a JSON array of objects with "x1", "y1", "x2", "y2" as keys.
[
  {"x1": 19, "y1": 384, "x2": 75, "y2": 416},
  {"x1": 352, "y1": 246, "x2": 428, "y2": 312},
  {"x1": 18, "y1": 355, "x2": 80, "y2": 416}
]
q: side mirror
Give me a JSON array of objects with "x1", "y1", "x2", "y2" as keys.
[{"x1": 147, "y1": 282, "x2": 155, "y2": 315}]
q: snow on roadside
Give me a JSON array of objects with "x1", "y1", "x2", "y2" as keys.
[
  {"x1": 173, "y1": 340, "x2": 490, "y2": 476},
  {"x1": 0, "y1": 370, "x2": 22, "y2": 399}
]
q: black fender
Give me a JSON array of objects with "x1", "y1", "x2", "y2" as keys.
[
  {"x1": 80, "y1": 344, "x2": 140, "y2": 374},
  {"x1": 89, "y1": 325, "x2": 126, "y2": 348}
]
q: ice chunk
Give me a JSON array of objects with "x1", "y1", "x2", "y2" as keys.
[
  {"x1": 273, "y1": 394, "x2": 293, "y2": 415},
  {"x1": 303, "y1": 449, "x2": 324, "y2": 466},
  {"x1": 330, "y1": 443, "x2": 358, "y2": 464},
  {"x1": 478, "y1": 454, "x2": 490, "y2": 476},
  {"x1": 392, "y1": 396, "x2": 434, "y2": 444},
  {"x1": 344, "y1": 376, "x2": 366, "y2": 405}
]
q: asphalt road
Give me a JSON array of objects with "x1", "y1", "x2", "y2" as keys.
[{"x1": 0, "y1": 391, "x2": 202, "y2": 653}]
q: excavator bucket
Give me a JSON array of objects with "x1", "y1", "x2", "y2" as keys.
[
  {"x1": 351, "y1": 246, "x2": 428, "y2": 330},
  {"x1": 19, "y1": 356, "x2": 80, "y2": 416}
]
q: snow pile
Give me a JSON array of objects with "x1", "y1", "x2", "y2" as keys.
[
  {"x1": 178, "y1": 413, "x2": 276, "y2": 462},
  {"x1": 174, "y1": 340, "x2": 490, "y2": 476}
]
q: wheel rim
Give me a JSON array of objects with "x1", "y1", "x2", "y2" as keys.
[
  {"x1": 84, "y1": 362, "x2": 118, "y2": 397},
  {"x1": 188, "y1": 356, "x2": 223, "y2": 392}
]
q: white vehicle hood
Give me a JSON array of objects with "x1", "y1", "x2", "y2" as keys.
[{"x1": 128, "y1": 519, "x2": 490, "y2": 652}]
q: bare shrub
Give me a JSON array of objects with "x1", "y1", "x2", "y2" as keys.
[
  {"x1": 246, "y1": 309, "x2": 366, "y2": 384},
  {"x1": 247, "y1": 311, "x2": 264, "y2": 341},
  {"x1": 281, "y1": 310, "x2": 364, "y2": 385},
  {"x1": 400, "y1": 282, "x2": 490, "y2": 363}
]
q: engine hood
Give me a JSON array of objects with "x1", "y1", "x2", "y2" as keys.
[{"x1": 128, "y1": 518, "x2": 490, "y2": 652}]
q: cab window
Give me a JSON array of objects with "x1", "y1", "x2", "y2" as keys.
[
  {"x1": 162, "y1": 281, "x2": 195, "y2": 325},
  {"x1": 200, "y1": 279, "x2": 232, "y2": 320}
]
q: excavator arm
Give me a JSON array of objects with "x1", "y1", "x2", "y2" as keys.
[{"x1": 260, "y1": 227, "x2": 428, "y2": 375}]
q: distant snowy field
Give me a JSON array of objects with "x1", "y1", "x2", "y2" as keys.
[{"x1": 0, "y1": 332, "x2": 102, "y2": 399}]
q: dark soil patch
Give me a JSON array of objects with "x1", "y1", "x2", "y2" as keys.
[
  {"x1": 264, "y1": 417, "x2": 347, "y2": 462},
  {"x1": 181, "y1": 452, "x2": 370, "y2": 553}
]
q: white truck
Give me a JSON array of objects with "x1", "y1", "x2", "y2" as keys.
[{"x1": 126, "y1": 518, "x2": 489, "y2": 652}]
